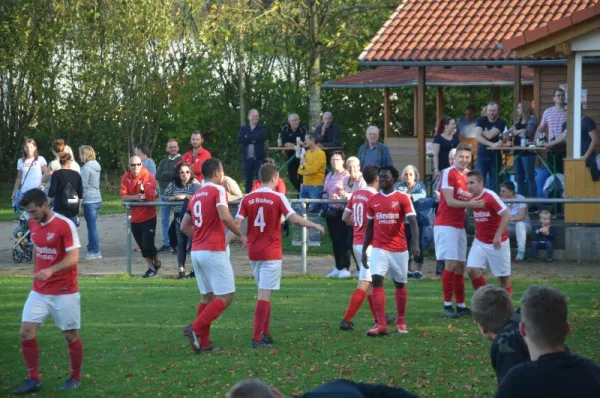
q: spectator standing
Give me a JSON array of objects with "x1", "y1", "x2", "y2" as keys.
[
  {"x1": 342, "y1": 157, "x2": 367, "y2": 273},
  {"x1": 432, "y1": 117, "x2": 459, "y2": 176},
  {"x1": 529, "y1": 210, "x2": 556, "y2": 262},
  {"x1": 511, "y1": 101, "x2": 538, "y2": 206},
  {"x1": 456, "y1": 104, "x2": 478, "y2": 138},
  {"x1": 395, "y1": 165, "x2": 427, "y2": 279},
  {"x1": 323, "y1": 151, "x2": 351, "y2": 278},
  {"x1": 47, "y1": 139, "x2": 81, "y2": 173},
  {"x1": 12, "y1": 139, "x2": 49, "y2": 207},
  {"x1": 135, "y1": 143, "x2": 156, "y2": 176},
  {"x1": 475, "y1": 102, "x2": 507, "y2": 191},
  {"x1": 238, "y1": 109, "x2": 266, "y2": 193},
  {"x1": 356, "y1": 126, "x2": 393, "y2": 169},
  {"x1": 79, "y1": 145, "x2": 102, "y2": 260},
  {"x1": 181, "y1": 131, "x2": 212, "y2": 182},
  {"x1": 537, "y1": 88, "x2": 567, "y2": 172},
  {"x1": 297, "y1": 133, "x2": 326, "y2": 213},
  {"x1": 163, "y1": 162, "x2": 201, "y2": 279},
  {"x1": 314, "y1": 111, "x2": 341, "y2": 148},
  {"x1": 560, "y1": 113, "x2": 598, "y2": 160},
  {"x1": 48, "y1": 153, "x2": 83, "y2": 226},
  {"x1": 120, "y1": 156, "x2": 161, "y2": 277},
  {"x1": 156, "y1": 139, "x2": 182, "y2": 253},
  {"x1": 495, "y1": 286, "x2": 600, "y2": 398},
  {"x1": 279, "y1": 113, "x2": 307, "y2": 192},
  {"x1": 500, "y1": 181, "x2": 531, "y2": 262}
]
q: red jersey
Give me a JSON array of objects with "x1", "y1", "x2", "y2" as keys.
[
  {"x1": 472, "y1": 189, "x2": 509, "y2": 244},
  {"x1": 186, "y1": 182, "x2": 228, "y2": 251},
  {"x1": 120, "y1": 167, "x2": 157, "y2": 223},
  {"x1": 434, "y1": 166, "x2": 473, "y2": 228},
  {"x1": 251, "y1": 178, "x2": 286, "y2": 195},
  {"x1": 181, "y1": 148, "x2": 212, "y2": 182},
  {"x1": 29, "y1": 213, "x2": 80, "y2": 295},
  {"x1": 366, "y1": 191, "x2": 415, "y2": 252},
  {"x1": 344, "y1": 187, "x2": 377, "y2": 245},
  {"x1": 236, "y1": 187, "x2": 294, "y2": 261}
]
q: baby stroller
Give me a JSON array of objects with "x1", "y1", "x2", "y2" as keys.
[{"x1": 12, "y1": 210, "x2": 33, "y2": 263}]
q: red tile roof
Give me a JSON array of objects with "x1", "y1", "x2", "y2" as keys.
[
  {"x1": 503, "y1": 2, "x2": 600, "y2": 50},
  {"x1": 359, "y1": 0, "x2": 599, "y2": 63},
  {"x1": 323, "y1": 66, "x2": 534, "y2": 88}
]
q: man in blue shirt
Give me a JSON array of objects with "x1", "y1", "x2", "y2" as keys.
[{"x1": 356, "y1": 126, "x2": 394, "y2": 170}]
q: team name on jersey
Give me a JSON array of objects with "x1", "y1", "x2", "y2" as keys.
[
  {"x1": 196, "y1": 191, "x2": 209, "y2": 197},
  {"x1": 375, "y1": 212, "x2": 400, "y2": 224},
  {"x1": 473, "y1": 210, "x2": 491, "y2": 222},
  {"x1": 354, "y1": 194, "x2": 370, "y2": 202},
  {"x1": 36, "y1": 246, "x2": 58, "y2": 260},
  {"x1": 248, "y1": 198, "x2": 274, "y2": 205}
]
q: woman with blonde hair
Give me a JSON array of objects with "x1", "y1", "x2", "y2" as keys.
[
  {"x1": 12, "y1": 139, "x2": 49, "y2": 208},
  {"x1": 511, "y1": 101, "x2": 538, "y2": 204},
  {"x1": 79, "y1": 145, "x2": 103, "y2": 259}
]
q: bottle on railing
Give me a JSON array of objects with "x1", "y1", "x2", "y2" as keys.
[
  {"x1": 139, "y1": 180, "x2": 145, "y2": 196},
  {"x1": 537, "y1": 131, "x2": 547, "y2": 146},
  {"x1": 502, "y1": 128, "x2": 509, "y2": 146},
  {"x1": 277, "y1": 135, "x2": 282, "y2": 147},
  {"x1": 508, "y1": 129, "x2": 513, "y2": 147},
  {"x1": 295, "y1": 136, "x2": 303, "y2": 158}
]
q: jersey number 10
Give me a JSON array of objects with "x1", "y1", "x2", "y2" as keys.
[{"x1": 353, "y1": 203, "x2": 364, "y2": 228}]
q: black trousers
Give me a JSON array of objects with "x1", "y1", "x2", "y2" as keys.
[
  {"x1": 132, "y1": 217, "x2": 157, "y2": 259},
  {"x1": 287, "y1": 156, "x2": 302, "y2": 192},
  {"x1": 405, "y1": 223, "x2": 424, "y2": 265},
  {"x1": 347, "y1": 225, "x2": 359, "y2": 271},
  {"x1": 243, "y1": 158, "x2": 262, "y2": 193},
  {"x1": 174, "y1": 218, "x2": 189, "y2": 268},
  {"x1": 326, "y1": 208, "x2": 350, "y2": 271}
]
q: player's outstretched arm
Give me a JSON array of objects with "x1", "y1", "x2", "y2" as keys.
[
  {"x1": 218, "y1": 206, "x2": 243, "y2": 238},
  {"x1": 226, "y1": 218, "x2": 244, "y2": 246},
  {"x1": 180, "y1": 213, "x2": 194, "y2": 238},
  {"x1": 407, "y1": 215, "x2": 421, "y2": 259},
  {"x1": 442, "y1": 189, "x2": 485, "y2": 209},
  {"x1": 288, "y1": 214, "x2": 325, "y2": 233},
  {"x1": 361, "y1": 219, "x2": 374, "y2": 269},
  {"x1": 33, "y1": 248, "x2": 79, "y2": 281}
]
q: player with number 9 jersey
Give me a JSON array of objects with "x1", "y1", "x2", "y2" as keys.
[{"x1": 187, "y1": 182, "x2": 228, "y2": 251}]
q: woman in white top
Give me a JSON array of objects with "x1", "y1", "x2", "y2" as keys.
[{"x1": 12, "y1": 139, "x2": 49, "y2": 207}]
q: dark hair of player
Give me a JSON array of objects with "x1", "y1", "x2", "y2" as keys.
[
  {"x1": 20, "y1": 188, "x2": 48, "y2": 208},
  {"x1": 521, "y1": 285, "x2": 568, "y2": 348},
  {"x1": 471, "y1": 285, "x2": 514, "y2": 333},
  {"x1": 467, "y1": 169, "x2": 484, "y2": 183},
  {"x1": 379, "y1": 165, "x2": 399, "y2": 183},
  {"x1": 259, "y1": 163, "x2": 279, "y2": 183},
  {"x1": 362, "y1": 165, "x2": 380, "y2": 185},
  {"x1": 201, "y1": 158, "x2": 222, "y2": 179}
]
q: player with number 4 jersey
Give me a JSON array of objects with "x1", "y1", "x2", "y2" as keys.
[
  {"x1": 339, "y1": 165, "x2": 380, "y2": 331},
  {"x1": 233, "y1": 163, "x2": 324, "y2": 348},
  {"x1": 180, "y1": 159, "x2": 245, "y2": 354}
]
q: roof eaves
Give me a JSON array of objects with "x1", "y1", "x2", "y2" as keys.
[{"x1": 358, "y1": 1, "x2": 409, "y2": 61}]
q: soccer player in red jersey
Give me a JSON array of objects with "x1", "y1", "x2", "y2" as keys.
[
  {"x1": 14, "y1": 189, "x2": 83, "y2": 394},
  {"x1": 465, "y1": 170, "x2": 513, "y2": 295},
  {"x1": 433, "y1": 144, "x2": 485, "y2": 318},
  {"x1": 362, "y1": 166, "x2": 419, "y2": 336},
  {"x1": 180, "y1": 158, "x2": 246, "y2": 353},
  {"x1": 234, "y1": 163, "x2": 324, "y2": 348},
  {"x1": 339, "y1": 165, "x2": 380, "y2": 330}
]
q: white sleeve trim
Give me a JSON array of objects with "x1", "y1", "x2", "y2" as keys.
[{"x1": 440, "y1": 168, "x2": 454, "y2": 190}]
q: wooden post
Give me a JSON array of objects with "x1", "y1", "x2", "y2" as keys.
[
  {"x1": 413, "y1": 87, "x2": 418, "y2": 137},
  {"x1": 513, "y1": 65, "x2": 522, "y2": 113},
  {"x1": 567, "y1": 54, "x2": 575, "y2": 159},
  {"x1": 417, "y1": 66, "x2": 427, "y2": 180},
  {"x1": 533, "y1": 68, "x2": 541, "y2": 118},
  {"x1": 492, "y1": 87, "x2": 501, "y2": 106},
  {"x1": 384, "y1": 87, "x2": 391, "y2": 139},
  {"x1": 436, "y1": 87, "x2": 444, "y2": 128}
]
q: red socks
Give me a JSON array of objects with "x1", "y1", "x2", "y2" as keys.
[
  {"x1": 192, "y1": 298, "x2": 225, "y2": 348},
  {"x1": 367, "y1": 294, "x2": 377, "y2": 319},
  {"x1": 68, "y1": 339, "x2": 83, "y2": 382},
  {"x1": 442, "y1": 269, "x2": 455, "y2": 303},
  {"x1": 253, "y1": 300, "x2": 271, "y2": 341},
  {"x1": 472, "y1": 275, "x2": 487, "y2": 290},
  {"x1": 453, "y1": 274, "x2": 466, "y2": 305},
  {"x1": 343, "y1": 289, "x2": 367, "y2": 322},
  {"x1": 21, "y1": 338, "x2": 40, "y2": 381},
  {"x1": 263, "y1": 305, "x2": 271, "y2": 336},
  {"x1": 371, "y1": 287, "x2": 387, "y2": 326},
  {"x1": 395, "y1": 287, "x2": 408, "y2": 324},
  {"x1": 506, "y1": 285, "x2": 513, "y2": 297},
  {"x1": 197, "y1": 303, "x2": 208, "y2": 317}
]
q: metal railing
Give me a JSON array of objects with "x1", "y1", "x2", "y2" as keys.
[{"x1": 122, "y1": 197, "x2": 600, "y2": 276}]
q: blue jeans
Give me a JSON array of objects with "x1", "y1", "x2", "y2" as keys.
[
  {"x1": 299, "y1": 184, "x2": 323, "y2": 213},
  {"x1": 83, "y1": 202, "x2": 102, "y2": 254},
  {"x1": 514, "y1": 154, "x2": 537, "y2": 198},
  {"x1": 243, "y1": 158, "x2": 262, "y2": 193},
  {"x1": 476, "y1": 155, "x2": 498, "y2": 191},
  {"x1": 535, "y1": 167, "x2": 551, "y2": 197},
  {"x1": 159, "y1": 195, "x2": 171, "y2": 246}
]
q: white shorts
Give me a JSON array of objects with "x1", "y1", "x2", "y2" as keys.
[
  {"x1": 353, "y1": 244, "x2": 372, "y2": 282},
  {"x1": 467, "y1": 238, "x2": 511, "y2": 277},
  {"x1": 434, "y1": 225, "x2": 467, "y2": 262},
  {"x1": 370, "y1": 248, "x2": 409, "y2": 283},
  {"x1": 191, "y1": 250, "x2": 236, "y2": 296},
  {"x1": 250, "y1": 260, "x2": 282, "y2": 290},
  {"x1": 21, "y1": 291, "x2": 81, "y2": 331}
]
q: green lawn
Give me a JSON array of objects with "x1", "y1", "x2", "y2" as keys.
[{"x1": 1, "y1": 276, "x2": 598, "y2": 397}]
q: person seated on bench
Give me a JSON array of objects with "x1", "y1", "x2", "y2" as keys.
[{"x1": 500, "y1": 181, "x2": 531, "y2": 262}]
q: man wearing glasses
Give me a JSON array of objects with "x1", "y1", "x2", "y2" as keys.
[
  {"x1": 537, "y1": 88, "x2": 567, "y2": 173},
  {"x1": 156, "y1": 139, "x2": 181, "y2": 253},
  {"x1": 120, "y1": 156, "x2": 161, "y2": 277}
]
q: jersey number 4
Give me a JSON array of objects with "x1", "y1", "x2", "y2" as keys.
[
  {"x1": 353, "y1": 203, "x2": 364, "y2": 227},
  {"x1": 253, "y1": 206, "x2": 266, "y2": 233},
  {"x1": 193, "y1": 201, "x2": 203, "y2": 227}
]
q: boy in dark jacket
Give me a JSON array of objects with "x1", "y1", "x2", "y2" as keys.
[{"x1": 529, "y1": 209, "x2": 556, "y2": 262}]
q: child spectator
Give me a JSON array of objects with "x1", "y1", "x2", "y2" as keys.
[
  {"x1": 529, "y1": 210, "x2": 556, "y2": 262},
  {"x1": 471, "y1": 285, "x2": 530, "y2": 383}
]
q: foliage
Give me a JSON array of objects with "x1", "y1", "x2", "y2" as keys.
[{"x1": 0, "y1": 276, "x2": 599, "y2": 396}]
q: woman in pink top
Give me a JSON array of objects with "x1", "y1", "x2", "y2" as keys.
[{"x1": 323, "y1": 151, "x2": 351, "y2": 278}]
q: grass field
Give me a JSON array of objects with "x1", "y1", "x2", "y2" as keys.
[{"x1": 1, "y1": 276, "x2": 598, "y2": 397}]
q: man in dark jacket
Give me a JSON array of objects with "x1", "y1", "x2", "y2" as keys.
[
  {"x1": 238, "y1": 109, "x2": 266, "y2": 193},
  {"x1": 279, "y1": 113, "x2": 308, "y2": 192},
  {"x1": 314, "y1": 111, "x2": 341, "y2": 148},
  {"x1": 155, "y1": 139, "x2": 181, "y2": 252}
]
